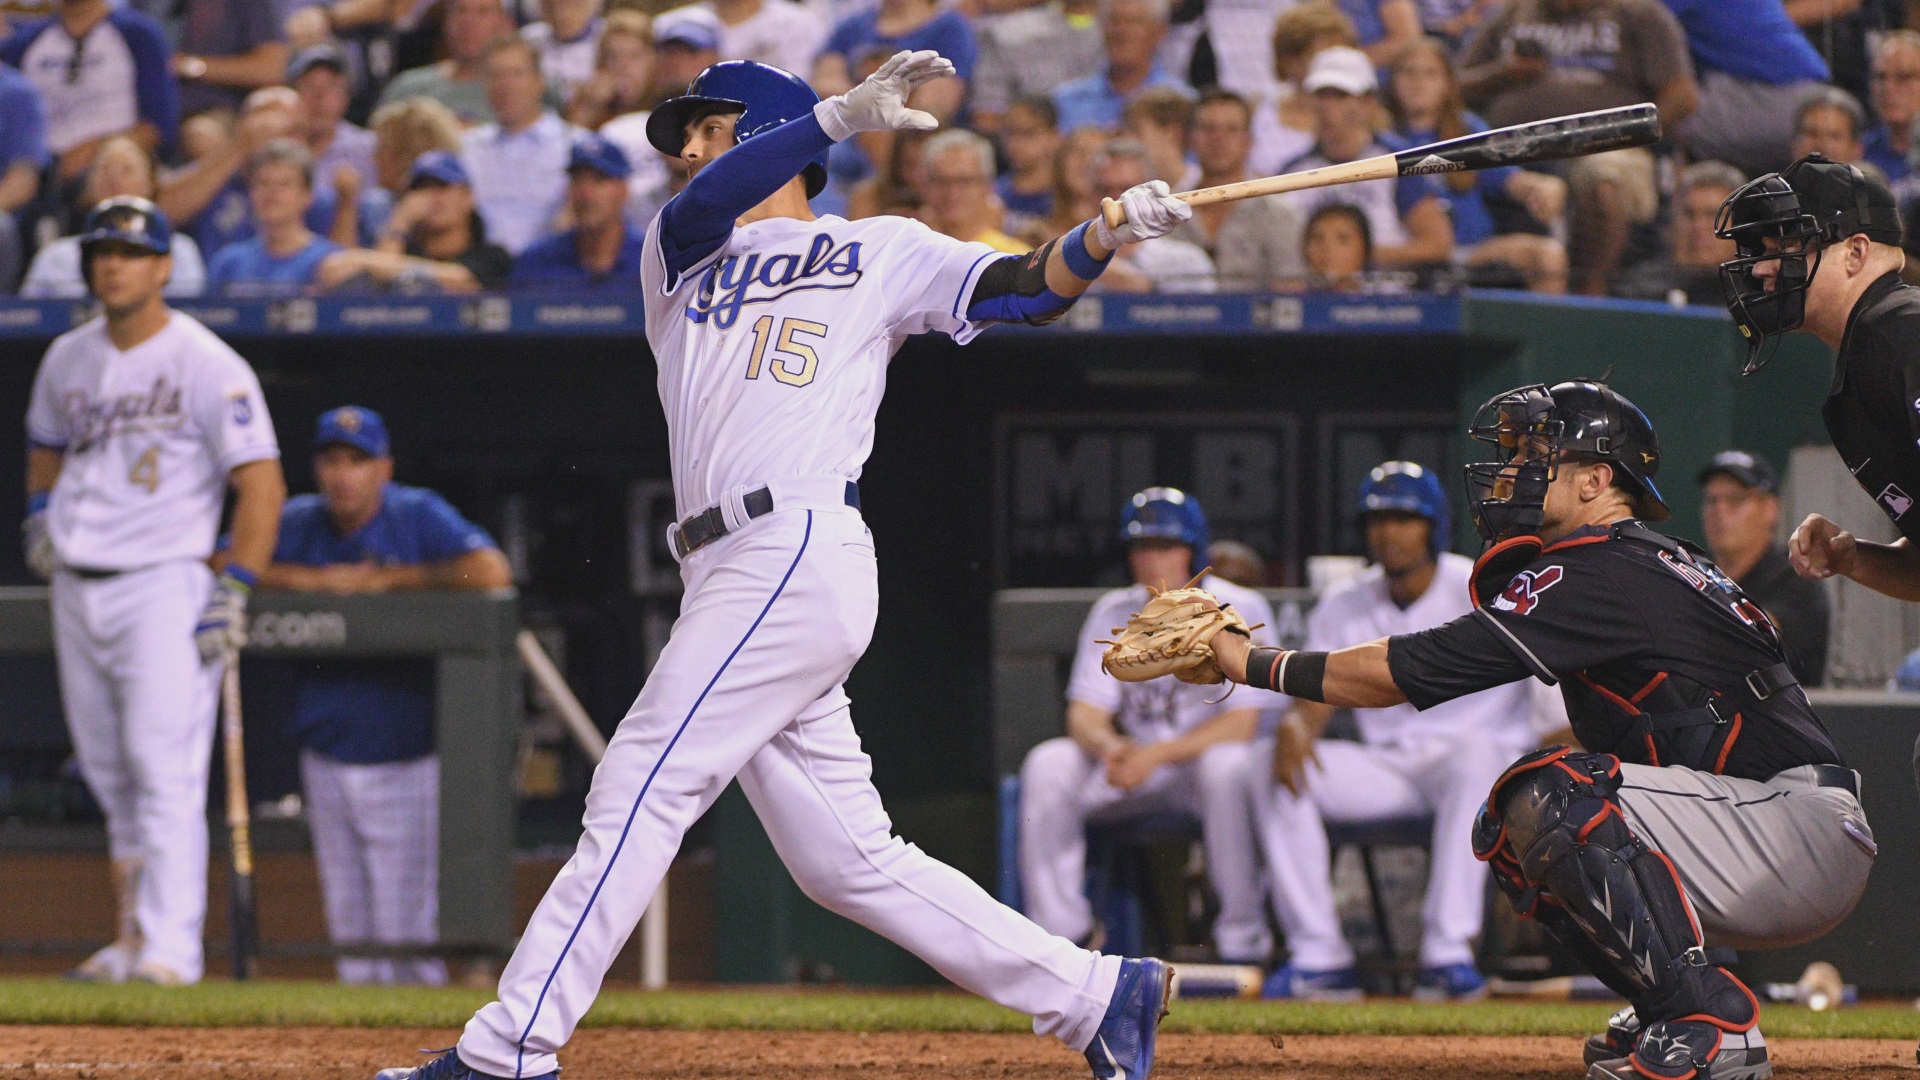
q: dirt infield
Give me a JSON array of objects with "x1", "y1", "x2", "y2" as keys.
[{"x1": 0, "y1": 1027, "x2": 1913, "y2": 1078}]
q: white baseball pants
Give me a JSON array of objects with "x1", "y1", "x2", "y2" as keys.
[
  {"x1": 459, "y1": 506, "x2": 1120, "y2": 1079},
  {"x1": 300, "y1": 750, "x2": 446, "y2": 986},
  {"x1": 1017, "y1": 736, "x2": 1271, "y2": 962},
  {"x1": 51, "y1": 560, "x2": 221, "y2": 984},
  {"x1": 1247, "y1": 733, "x2": 1527, "y2": 970}
]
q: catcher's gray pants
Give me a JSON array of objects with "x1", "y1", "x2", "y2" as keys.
[{"x1": 1615, "y1": 763, "x2": 1874, "y2": 949}]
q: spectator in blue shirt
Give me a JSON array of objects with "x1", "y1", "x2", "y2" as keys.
[
  {"x1": 1, "y1": 0, "x2": 178, "y2": 184},
  {"x1": 815, "y1": 0, "x2": 974, "y2": 124},
  {"x1": 994, "y1": 95, "x2": 1060, "y2": 234},
  {"x1": 511, "y1": 134, "x2": 645, "y2": 291},
  {"x1": 1864, "y1": 30, "x2": 1920, "y2": 184},
  {"x1": 1049, "y1": 0, "x2": 1193, "y2": 132},
  {"x1": 0, "y1": 62, "x2": 49, "y2": 289},
  {"x1": 1663, "y1": 0, "x2": 1832, "y2": 176},
  {"x1": 206, "y1": 138, "x2": 343, "y2": 296},
  {"x1": 1337, "y1": 0, "x2": 1422, "y2": 65},
  {"x1": 259, "y1": 405, "x2": 511, "y2": 984}
]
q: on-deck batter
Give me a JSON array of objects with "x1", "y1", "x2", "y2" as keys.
[
  {"x1": 24, "y1": 197, "x2": 284, "y2": 985},
  {"x1": 378, "y1": 53, "x2": 1195, "y2": 1080}
]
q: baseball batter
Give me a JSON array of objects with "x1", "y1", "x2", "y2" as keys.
[
  {"x1": 379, "y1": 54, "x2": 1193, "y2": 1080},
  {"x1": 1151, "y1": 381, "x2": 1869, "y2": 1080},
  {"x1": 24, "y1": 197, "x2": 285, "y2": 986},
  {"x1": 1247, "y1": 462, "x2": 1553, "y2": 1002},
  {"x1": 1018, "y1": 488, "x2": 1278, "y2": 965}
]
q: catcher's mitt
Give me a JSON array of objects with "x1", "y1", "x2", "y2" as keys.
[{"x1": 1099, "y1": 571, "x2": 1260, "y2": 687}]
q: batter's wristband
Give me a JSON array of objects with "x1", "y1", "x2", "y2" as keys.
[
  {"x1": 26, "y1": 492, "x2": 48, "y2": 516},
  {"x1": 1062, "y1": 221, "x2": 1112, "y2": 280},
  {"x1": 222, "y1": 565, "x2": 259, "y2": 591}
]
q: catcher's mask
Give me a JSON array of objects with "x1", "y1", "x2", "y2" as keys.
[
  {"x1": 1465, "y1": 380, "x2": 1669, "y2": 545},
  {"x1": 1716, "y1": 153, "x2": 1902, "y2": 375}
]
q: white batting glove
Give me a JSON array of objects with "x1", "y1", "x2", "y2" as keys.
[
  {"x1": 22, "y1": 509, "x2": 53, "y2": 580},
  {"x1": 813, "y1": 50, "x2": 956, "y2": 142},
  {"x1": 1093, "y1": 180, "x2": 1193, "y2": 249},
  {"x1": 194, "y1": 571, "x2": 252, "y2": 664}
]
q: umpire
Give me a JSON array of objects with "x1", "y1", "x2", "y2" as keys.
[
  {"x1": 1203, "y1": 381, "x2": 1869, "y2": 1080},
  {"x1": 1714, "y1": 152, "x2": 1920, "y2": 596}
]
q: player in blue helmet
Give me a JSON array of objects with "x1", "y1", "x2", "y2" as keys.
[
  {"x1": 646, "y1": 61, "x2": 831, "y2": 198},
  {"x1": 78, "y1": 196, "x2": 173, "y2": 294},
  {"x1": 1120, "y1": 486, "x2": 1210, "y2": 582},
  {"x1": 1357, "y1": 460, "x2": 1451, "y2": 557}
]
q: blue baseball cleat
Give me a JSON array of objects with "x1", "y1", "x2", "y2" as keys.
[
  {"x1": 1085, "y1": 956, "x2": 1173, "y2": 1080},
  {"x1": 1261, "y1": 962, "x2": 1362, "y2": 1001},
  {"x1": 374, "y1": 1048, "x2": 555, "y2": 1080},
  {"x1": 1412, "y1": 962, "x2": 1488, "y2": 1002}
]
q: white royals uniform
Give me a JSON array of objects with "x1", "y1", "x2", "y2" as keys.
[
  {"x1": 1236, "y1": 553, "x2": 1563, "y2": 971},
  {"x1": 26, "y1": 312, "x2": 279, "y2": 983},
  {"x1": 1019, "y1": 576, "x2": 1282, "y2": 962},
  {"x1": 458, "y1": 212, "x2": 1124, "y2": 1077}
]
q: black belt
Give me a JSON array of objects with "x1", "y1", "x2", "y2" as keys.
[
  {"x1": 66, "y1": 566, "x2": 125, "y2": 580},
  {"x1": 1808, "y1": 763, "x2": 1861, "y2": 800},
  {"x1": 672, "y1": 481, "x2": 860, "y2": 559}
]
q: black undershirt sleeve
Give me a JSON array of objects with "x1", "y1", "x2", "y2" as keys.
[{"x1": 1387, "y1": 613, "x2": 1538, "y2": 711}]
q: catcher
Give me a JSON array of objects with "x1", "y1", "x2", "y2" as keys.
[{"x1": 1103, "y1": 380, "x2": 1873, "y2": 1080}]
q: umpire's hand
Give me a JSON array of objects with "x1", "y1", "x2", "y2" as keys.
[{"x1": 1789, "y1": 513, "x2": 1857, "y2": 580}]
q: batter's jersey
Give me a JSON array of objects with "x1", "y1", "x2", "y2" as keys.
[
  {"x1": 1306, "y1": 552, "x2": 1542, "y2": 749},
  {"x1": 27, "y1": 312, "x2": 278, "y2": 571},
  {"x1": 642, "y1": 211, "x2": 1003, "y2": 518},
  {"x1": 1067, "y1": 575, "x2": 1284, "y2": 744}
]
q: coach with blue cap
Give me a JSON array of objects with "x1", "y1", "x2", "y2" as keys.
[
  {"x1": 256, "y1": 405, "x2": 511, "y2": 985},
  {"x1": 511, "y1": 133, "x2": 645, "y2": 290}
]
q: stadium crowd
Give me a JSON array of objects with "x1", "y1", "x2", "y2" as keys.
[{"x1": 0, "y1": 0, "x2": 1905, "y2": 297}]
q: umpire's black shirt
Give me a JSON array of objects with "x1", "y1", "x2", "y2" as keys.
[
  {"x1": 1738, "y1": 546, "x2": 1830, "y2": 686},
  {"x1": 1824, "y1": 271, "x2": 1920, "y2": 543},
  {"x1": 1385, "y1": 522, "x2": 1844, "y2": 782}
]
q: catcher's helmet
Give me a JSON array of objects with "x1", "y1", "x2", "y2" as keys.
[
  {"x1": 1465, "y1": 380, "x2": 1668, "y2": 544},
  {"x1": 1357, "y1": 460, "x2": 1451, "y2": 555},
  {"x1": 1716, "y1": 153, "x2": 1902, "y2": 374},
  {"x1": 646, "y1": 60, "x2": 828, "y2": 198},
  {"x1": 79, "y1": 196, "x2": 172, "y2": 289},
  {"x1": 1120, "y1": 487, "x2": 1210, "y2": 576}
]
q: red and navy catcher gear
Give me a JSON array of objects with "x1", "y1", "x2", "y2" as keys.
[
  {"x1": 646, "y1": 61, "x2": 829, "y2": 198},
  {"x1": 1358, "y1": 460, "x2": 1451, "y2": 555},
  {"x1": 78, "y1": 196, "x2": 173, "y2": 290},
  {"x1": 1473, "y1": 747, "x2": 1763, "y2": 1077}
]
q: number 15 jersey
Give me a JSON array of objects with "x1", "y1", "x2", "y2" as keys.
[
  {"x1": 642, "y1": 211, "x2": 1004, "y2": 519},
  {"x1": 26, "y1": 312, "x2": 279, "y2": 571}
]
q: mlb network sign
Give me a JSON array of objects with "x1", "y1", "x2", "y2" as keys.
[{"x1": 994, "y1": 413, "x2": 1298, "y2": 587}]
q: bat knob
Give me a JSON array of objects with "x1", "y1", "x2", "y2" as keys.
[{"x1": 1100, "y1": 196, "x2": 1126, "y2": 231}]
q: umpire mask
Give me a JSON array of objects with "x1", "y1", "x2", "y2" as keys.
[{"x1": 1464, "y1": 384, "x2": 1559, "y2": 545}]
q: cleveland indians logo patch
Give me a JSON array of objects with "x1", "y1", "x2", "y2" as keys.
[{"x1": 1491, "y1": 566, "x2": 1563, "y2": 615}]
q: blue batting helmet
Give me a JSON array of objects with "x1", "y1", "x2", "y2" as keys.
[
  {"x1": 1120, "y1": 487, "x2": 1210, "y2": 576},
  {"x1": 1357, "y1": 460, "x2": 1451, "y2": 555},
  {"x1": 78, "y1": 196, "x2": 173, "y2": 291},
  {"x1": 646, "y1": 61, "x2": 828, "y2": 198}
]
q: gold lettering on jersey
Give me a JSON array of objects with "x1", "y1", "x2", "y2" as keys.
[
  {"x1": 63, "y1": 377, "x2": 186, "y2": 453},
  {"x1": 686, "y1": 234, "x2": 863, "y2": 329}
]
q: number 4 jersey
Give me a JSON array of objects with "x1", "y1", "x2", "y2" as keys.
[
  {"x1": 27, "y1": 312, "x2": 279, "y2": 570},
  {"x1": 642, "y1": 212, "x2": 1004, "y2": 519}
]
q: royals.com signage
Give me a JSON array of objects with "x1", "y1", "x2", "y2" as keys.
[{"x1": 995, "y1": 413, "x2": 1299, "y2": 587}]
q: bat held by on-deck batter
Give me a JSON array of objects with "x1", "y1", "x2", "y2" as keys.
[{"x1": 1100, "y1": 102, "x2": 1661, "y2": 229}]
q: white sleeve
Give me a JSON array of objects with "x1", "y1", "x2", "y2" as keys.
[
  {"x1": 19, "y1": 240, "x2": 81, "y2": 299},
  {"x1": 886, "y1": 220, "x2": 1005, "y2": 345},
  {"x1": 165, "y1": 236, "x2": 207, "y2": 297},
  {"x1": 25, "y1": 345, "x2": 67, "y2": 449},
  {"x1": 1303, "y1": 586, "x2": 1346, "y2": 653},
  {"x1": 1064, "y1": 592, "x2": 1125, "y2": 713},
  {"x1": 196, "y1": 350, "x2": 280, "y2": 471}
]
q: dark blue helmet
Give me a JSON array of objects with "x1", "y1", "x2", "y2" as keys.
[
  {"x1": 1120, "y1": 487, "x2": 1210, "y2": 576},
  {"x1": 79, "y1": 196, "x2": 173, "y2": 291},
  {"x1": 1357, "y1": 460, "x2": 1451, "y2": 555},
  {"x1": 646, "y1": 61, "x2": 828, "y2": 198}
]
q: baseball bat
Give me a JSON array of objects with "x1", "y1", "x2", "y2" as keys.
[
  {"x1": 1100, "y1": 103, "x2": 1661, "y2": 229},
  {"x1": 221, "y1": 656, "x2": 258, "y2": 981}
]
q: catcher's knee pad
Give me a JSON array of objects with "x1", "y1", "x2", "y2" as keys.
[{"x1": 1471, "y1": 747, "x2": 1755, "y2": 1029}]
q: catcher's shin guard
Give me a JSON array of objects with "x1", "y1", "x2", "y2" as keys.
[{"x1": 1472, "y1": 748, "x2": 1759, "y2": 1033}]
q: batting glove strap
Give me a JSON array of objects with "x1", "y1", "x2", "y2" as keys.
[
  {"x1": 1093, "y1": 180, "x2": 1193, "y2": 250},
  {"x1": 26, "y1": 491, "x2": 48, "y2": 516},
  {"x1": 21, "y1": 511, "x2": 53, "y2": 580},
  {"x1": 814, "y1": 49, "x2": 955, "y2": 142}
]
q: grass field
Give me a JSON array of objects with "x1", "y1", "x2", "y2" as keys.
[{"x1": 0, "y1": 978, "x2": 1915, "y2": 1040}]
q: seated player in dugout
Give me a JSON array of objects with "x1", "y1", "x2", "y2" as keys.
[
  {"x1": 1017, "y1": 488, "x2": 1280, "y2": 967},
  {"x1": 226, "y1": 406, "x2": 510, "y2": 986},
  {"x1": 1714, "y1": 154, "x2": 1920, "y2": 605},
  {"x1": 1197, "y1": 382, "x2": 1870, "y2": 1080}
]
